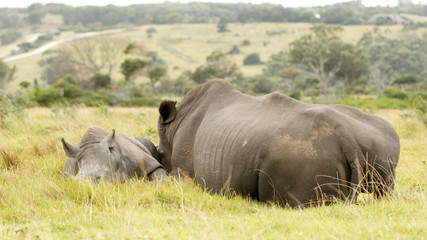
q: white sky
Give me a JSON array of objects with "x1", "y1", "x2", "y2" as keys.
[{"x1": 0, "y1": 0, "x2": 411, "y2": 8}]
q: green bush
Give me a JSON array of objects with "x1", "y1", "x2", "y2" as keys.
[
  {"x1": 384, "y1": 87, "x2": 408, "y2": 99},
  {"x1": 409, "y1": 91, "x2": 427, "y2": 101},
  {"x1": 251, "y1": 77, "x2": 274, "y2": 94},
  {"x1": 243, "y1": 53, "x2": 261, "y2": 65},
  {"x1": 31, "y1": 88, "x2": 62, "y2": 106},
  {"x1": 90, "y1": 74, "x2": 111, "y2": 89},
  {"x1": 0, "y1": 90, "x2": 33, "y2": 125},
  {"x1": 394, "y1": 74, "x2": 419, "y2": 85},
  {"x1": 333, "y1": 96, "x2": 411, "y2": 109},
  {"x1": 228, "y1": 45, "x2": 240, "y2": 55},
  {"x1": 242, "y1": 39, "x2": 251, "y2": 46},
  {"x1": 19, "y1": 81, "x2": 30, "y2": 89},
  {"x1": 53, "y1": 76, "x2": 84, "y2": 99},
  {"x1": 80, "y1": 89, "x2": 115, "y2": 106}
]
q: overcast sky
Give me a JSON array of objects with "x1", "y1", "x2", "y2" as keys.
[{"x1": 0, "y1": 0, "x2": 413, "y2": 8}]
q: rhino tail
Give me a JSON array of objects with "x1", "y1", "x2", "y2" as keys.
[{"x1": 342, "y1": 142, "x2": 366, "y2": 203}]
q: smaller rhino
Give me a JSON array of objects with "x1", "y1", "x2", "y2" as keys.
[{"x1": 61, "y1": 127, "x2": 167, "y2": 181}]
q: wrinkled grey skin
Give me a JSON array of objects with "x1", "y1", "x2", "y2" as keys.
[
  {"x1": 62, "y1": 127, "x2": 167, "y2": 182},
  {"x1": 157, "y1": 79, "x2": 400, "y2": 207}
]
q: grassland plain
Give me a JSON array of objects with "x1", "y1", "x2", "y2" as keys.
[
  {"x1": 4, "y1": 23, "x2": 409, "y2": 89},
  {"x1": 0, "y1": 106, "x2": 425, "y2": 239}
]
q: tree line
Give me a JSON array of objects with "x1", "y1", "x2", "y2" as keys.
[{"x1": 1, "y1": 1, "x2": 427, "y2": 32}]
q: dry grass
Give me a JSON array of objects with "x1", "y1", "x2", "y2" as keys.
[
  {"x1": 0, "y1": 106, "x2": 425, "y2": 239},
  {"x1": 0, "y1": 149, "x2": 20, "y2": 170}
]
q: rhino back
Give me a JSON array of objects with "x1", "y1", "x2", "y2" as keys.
[{"x1": 165, "y1": 80, "x2": 400, "y2": 206}]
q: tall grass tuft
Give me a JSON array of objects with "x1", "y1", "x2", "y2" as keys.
[{"x1": 0, "y1": 149, "x2": 20, "y2": 169}]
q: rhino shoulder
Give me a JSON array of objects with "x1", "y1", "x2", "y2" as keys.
[{"x1": 134, "y1": 137, "x2": 161, "y2": 162}]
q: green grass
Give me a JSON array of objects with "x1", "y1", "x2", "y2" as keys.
[
  {"x1": 0, "y1": 107, "x2": 426, "y2": 239},
  {"x1": 2, "y1": 23, "x2": 412, "y2": 90}
]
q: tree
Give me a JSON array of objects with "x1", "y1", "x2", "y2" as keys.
[
  {"x1": 120, "y1": 58, "x2": 149, "y2": 81},
  {"x1": 124, "y1": 42, "x2": 145, "y2": 55},
  {"x1": 362, "y1": 35, "x2": 427, "y2": 80},
  {"x1": 24, "y1": 12, "x2": 45, "y2": 25},
  {"x1": 1, "y1": 30, "x2": 22, "y2": 45},
  {"x1": 263, "y1": 51, "x2": 290, "y2": 77},
  {"x1": 191, "y1": 51, "x2": 241, "y2": 84},
  {"x1": 148, "y1": 65, "x2": 167, "y2": 88},
  {"x1": 289, "y1": 24, "x2": 368, "y2": 101},
  {"x1": 62, "y1": 34, "x2": 126, "y2": 81},
  {"x1": 217, "y1": 15, "x2": 230, "y2": 33},
  {"x1": 39, "y1": 50, "x2": 78, "y2": 85},
  {"x1": 0, "y1": 60, "x2": 16, "y2": 89},
  {"x1": 321, "y1": 4, "x2": 361, "y2": 25},
  {"x1": 369, "y1": 64, "x2": 397, "y2": 95}
]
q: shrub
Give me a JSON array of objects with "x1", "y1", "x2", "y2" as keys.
[
  {"x1": 53, "y1": 76, "x2": 84, "y2": 99},
  {"x1": 19, "y1": 81, "x2": 30, "y2": 89},
  {"x1": 0, "y1": 90, "x2": 32, "y2": 125},
  {"x1": 243, "y1": 53, "x2": 261, "y2": 65},
  {"x1": 394, "y1": 74, "x2": 419, "y2": 85},
  {"x1": 251, "y1": 77, "x2": 274, "y2": 94},
  {"x1": 242, "y1": 39, "x2": 251, "y2": 46},
  {"x1": 146, "y1": 27, "x2": 156, "y2": 34},
  {"x1": 18, "y1": 42, "x2": 32, "y2": 52},
  {"x1": 90, "y1": 74, "x2": 111, "y2": 89},
  {"x1": 1, "y1": 30, "x2": 22, "y2": 45},
  {"x1": 31, "y1": 88, "x2": 62, "y2": 106},
  {"x1": 228, "y1": 45, "x2": 240, "y2": 55},
  {"x1": 384, "y1": 87, "x2": 408, "y2": 99},
  {"x1": 80, "y1": 89, "x2": 115, "y2": 106}
]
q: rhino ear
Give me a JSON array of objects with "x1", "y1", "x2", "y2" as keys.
[
  {"x1": 61, "y1": 138, "x2": 79, "y2": 158},
  {"x1": 159, "y1": 101, "x2": 177, "y2": 124},
  {"x1": 101, "y1": 129, "x2": 116, "y2": 146}
]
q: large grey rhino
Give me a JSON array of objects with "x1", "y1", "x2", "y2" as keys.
[
  {"x1": 61, "y1": 127, "x2": 167, "y2": 181},
  {"x1": 157, "y1": 79, "x2": 400, "y2": 207}
]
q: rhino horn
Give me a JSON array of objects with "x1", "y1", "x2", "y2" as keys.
[{"x1": 61, "y1": 138, "x2": 79, "y2": 158}]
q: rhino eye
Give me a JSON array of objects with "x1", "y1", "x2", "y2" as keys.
[{"x1": 108, "y1": 147, "x2": 114, "y2": 152}]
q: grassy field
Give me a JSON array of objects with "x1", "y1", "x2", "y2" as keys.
[
  {"x1": 0, "y1": 106, "x2": 425, "y2": 239},
  {"x1": 3, "y1": 22, "x2": 408, "y2": 90}
]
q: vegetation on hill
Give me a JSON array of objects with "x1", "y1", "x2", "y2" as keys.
[
  {"x1": 1, "y1": 1, "x2": 427, "y2": 33},
  {"x1": 0, "y1": 2, "x2": 426, "y2": 110}
]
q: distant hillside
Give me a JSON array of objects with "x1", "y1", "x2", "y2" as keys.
[
  {"x1": 1, "y1": 1, "x2": 427, "y2": 33},
  {"x1": 4, "y1": 23, "x2": 407, "y2": 90}
]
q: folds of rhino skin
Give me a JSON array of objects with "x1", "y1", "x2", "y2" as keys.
[{"x1": 156, "y1": 79, "x2": 400, "y2": 207}]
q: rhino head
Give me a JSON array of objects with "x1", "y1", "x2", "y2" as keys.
[{"x1": 61, "y1": 129, "x2": 167, "y2": 182}]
